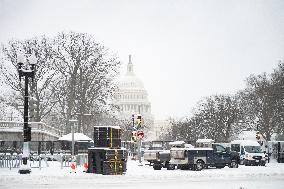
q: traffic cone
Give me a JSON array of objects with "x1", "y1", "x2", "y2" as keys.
[
  {"x1": 70, "y1": 162, "x2": 77, "y2": 173},
  {"x1": 83, "y1": 162, "x2": 88, "y2": 173}
]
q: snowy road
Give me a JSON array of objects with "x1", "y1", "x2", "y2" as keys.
[{"x1": 0, "y1": 160, "x2": 284, "y2": 189}]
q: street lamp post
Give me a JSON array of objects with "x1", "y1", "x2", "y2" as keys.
[
  {"x1": 69, "y1": 119, "x2": 78, "y2": 157},
  {"x1": 17, "y1": 52, "x2": 37, "y2": 174}
]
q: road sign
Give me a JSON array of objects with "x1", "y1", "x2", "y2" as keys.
[{"x1": 137, "y1": 130, "x2": 144, "y2": 139}]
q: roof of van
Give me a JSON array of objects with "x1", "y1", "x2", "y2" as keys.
[{"x1": 231, "y1": 140, "x2": 260, "y2": 146}]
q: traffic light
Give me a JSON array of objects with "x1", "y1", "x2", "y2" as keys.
[
  {"x1": 256, "y1": 131, "x2": 260, "y2": 140},
  {"x1": 132, "y1": 114, "x2": 135, "y2": 128},
  {"x1": 136, "y1": 114, "x2": 142, "y2": 127},
  {"x1": 131, "y1": 131, "x2": 137, "y2": 142}
]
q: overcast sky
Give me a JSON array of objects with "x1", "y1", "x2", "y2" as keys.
[{"x1": 0, "y1": 0, "x2": 284, "y2": 120}]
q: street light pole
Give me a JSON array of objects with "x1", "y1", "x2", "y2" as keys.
[
  {"x1": 17, "y1": 52, "x2": 37, "y2": 174},
  {"x1": 69, "y1": 119, "x2": 78, "y2": 157},
  {"x1": 23, "y1": 75, "x2": 29, "y2": 164}
]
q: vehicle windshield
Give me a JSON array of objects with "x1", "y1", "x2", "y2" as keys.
[{"x1": 244, "y1": 146, "x2": 262, "y2": 153}]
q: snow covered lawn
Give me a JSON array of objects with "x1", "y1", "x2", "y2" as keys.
[{"x1": 0, "y1": 159, "x2": 284, "y2": 189}]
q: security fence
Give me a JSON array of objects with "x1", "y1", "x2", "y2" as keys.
[
  {"x1": 0, "y1": 141, "x2": 91, "y2": 155},
  {"x1": 0, "y1": 154, "x2": 22, "y2": 169}
]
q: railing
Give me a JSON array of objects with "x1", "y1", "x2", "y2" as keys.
[
  {"x1": 0, "y1": 154, "x2": 22, "y2": 169},
  {"x1": 0, "y1": 121, "x2": 63, "y2": 137}
]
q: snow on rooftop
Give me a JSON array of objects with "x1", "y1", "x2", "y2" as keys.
[
  {"x1": 159, "y1": 150, "x2": 170, "y2": 154},
  {"x1": 93, "y1": 125, "x2": 121, "y2": 129},
  {"x1": 58, "y1": 133, "x2": 93, "y2": 142},
  {"x1": 184, "y1": 144, "x2": 194, "y2": 148},
  {"x1": 231, "y1": 140, "x2": 260, "y2": 146},
  {"x1": 196, "y1": 139, "x2": 214, "y2": 143},
  {"x1": 169, "y1": 141, "x2": 185, "y2": 145}
]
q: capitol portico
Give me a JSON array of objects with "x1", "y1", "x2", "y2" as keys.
[{"x1": 114, "y1": 55, "x2": 154, "y2": 128}]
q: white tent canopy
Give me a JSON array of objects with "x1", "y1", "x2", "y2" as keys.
[{"x1": 58, "y1": 133, "x2": 93, "y2": 142}]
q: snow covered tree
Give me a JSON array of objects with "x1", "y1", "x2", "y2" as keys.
[
  {"x1": 162, "y1": 118, "x2": 196, "y2": 142},
  {"x1": 0, "y1": 32, "x2": 121, "y2": 136},
  {"x1": 0, "y1": 37, "x2": 58, "y2": 122},
  {"x1": 188, "y1": 94, "x2": 243, "y2": 142},
  {"x1": 241, "y1": 63, "x2": 284, "y2": 141},
  {"x1": 51, "y1": 31, "x2": 120, "y2": 134}
]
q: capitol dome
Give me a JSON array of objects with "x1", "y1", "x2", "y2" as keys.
[
  {"x1": 114, "y1": 55, "x2": 153, "y2": 121},
  {"x1": 118, "y1": 74, "x2": 145, "y2": 90}
]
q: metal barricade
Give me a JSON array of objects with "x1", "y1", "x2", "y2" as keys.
[{"x1": 0, "y1": 154, "x2": 22, "y2": 169}]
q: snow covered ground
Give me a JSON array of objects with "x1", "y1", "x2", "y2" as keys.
[{"x1": 0, "y1": 159, "x2": 284, "y2": 189}]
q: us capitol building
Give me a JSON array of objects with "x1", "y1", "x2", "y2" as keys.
[{"x1": 113, "y1": 55, "x2": 154, "y2": 134}]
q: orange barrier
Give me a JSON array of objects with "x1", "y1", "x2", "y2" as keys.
[
  {"x1": 70, "y1": 162, "x2": 77, "y2": 173},
  {"x1": 83, "y1": 162, "x2": 88, "y2": 172}
]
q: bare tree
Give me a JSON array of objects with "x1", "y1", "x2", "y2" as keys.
[
  {"x1": 271, "y1": 62, "x2": 284, "y2": 137},
  {"x1": 0, "y1": 37, "x2": 58, "y2": 122},
  {"x1": 184, "y1": 94, "x2": 243, "y2": 142},
  {"x1": 51, "y1": 32, "x2": 120, "y2": 134},
  {"x1": 241, "y1": 70, "x2": 284, "y2": 141}
]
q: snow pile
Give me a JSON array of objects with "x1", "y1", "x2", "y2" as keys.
[{"x1": 0, "y1": 158, "x2": 284, "y2": 189}]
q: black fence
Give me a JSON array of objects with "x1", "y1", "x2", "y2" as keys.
[{"x1": 0, "y1": 154, "x2": 22, "y2": 168}]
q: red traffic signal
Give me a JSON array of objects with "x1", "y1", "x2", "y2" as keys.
[
  {"x1": 256, "y1": 131, "x2": 260, "y2": 140},
  {"x1": 131, "y1": 131, "x2": 137, "y2": 142}
]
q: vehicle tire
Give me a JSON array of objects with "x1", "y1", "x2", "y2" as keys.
[
  {"x1": 167, "y1": 164, "x2": 175, "y2": 170},
  {"x1": 229, "y1": 160, "x2": 238, "y2": 168},
  {"x1": 195, "y1": 160, "x2": 204, "y2": 171},
  {"x1": 153, "y1": 164, "x2": 162, "y2": 170}
]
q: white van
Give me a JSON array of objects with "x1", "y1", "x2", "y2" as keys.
[{"x1": 230, "y1": 140, "x2": 266, "y2": 166}]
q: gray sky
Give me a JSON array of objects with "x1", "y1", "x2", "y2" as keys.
[{"x1": 0, "y1": 0, "x2": 284, "y2": 119}]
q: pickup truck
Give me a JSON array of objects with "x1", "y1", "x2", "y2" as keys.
[
  {"x1": 143, "y1": 141, "x2": 175, "y2": 170},
  {"x1": 143, "y1": 149, "x2": 173, "y2": 170},
  {"x1": 170, "y1": 143, "x2": 239, "y2": 171}
]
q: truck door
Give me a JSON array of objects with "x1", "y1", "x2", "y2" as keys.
[{"x1": 213, "y1": 144, "x2": 230, "y2": 164}]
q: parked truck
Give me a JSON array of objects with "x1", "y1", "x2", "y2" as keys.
[
  {"x1": 170, "y1": 139, "x2": 239, "y2": 171},
  {"x1": 169, "y1": 141, "x2": 193, "y2": 170},
  {"x1": 143, "y1": 141, "x2": 174, "y2": 170}
]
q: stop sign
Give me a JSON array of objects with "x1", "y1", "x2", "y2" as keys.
[{"x1": 137, "y1": 130, "x2": 144, "y2": 139}]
